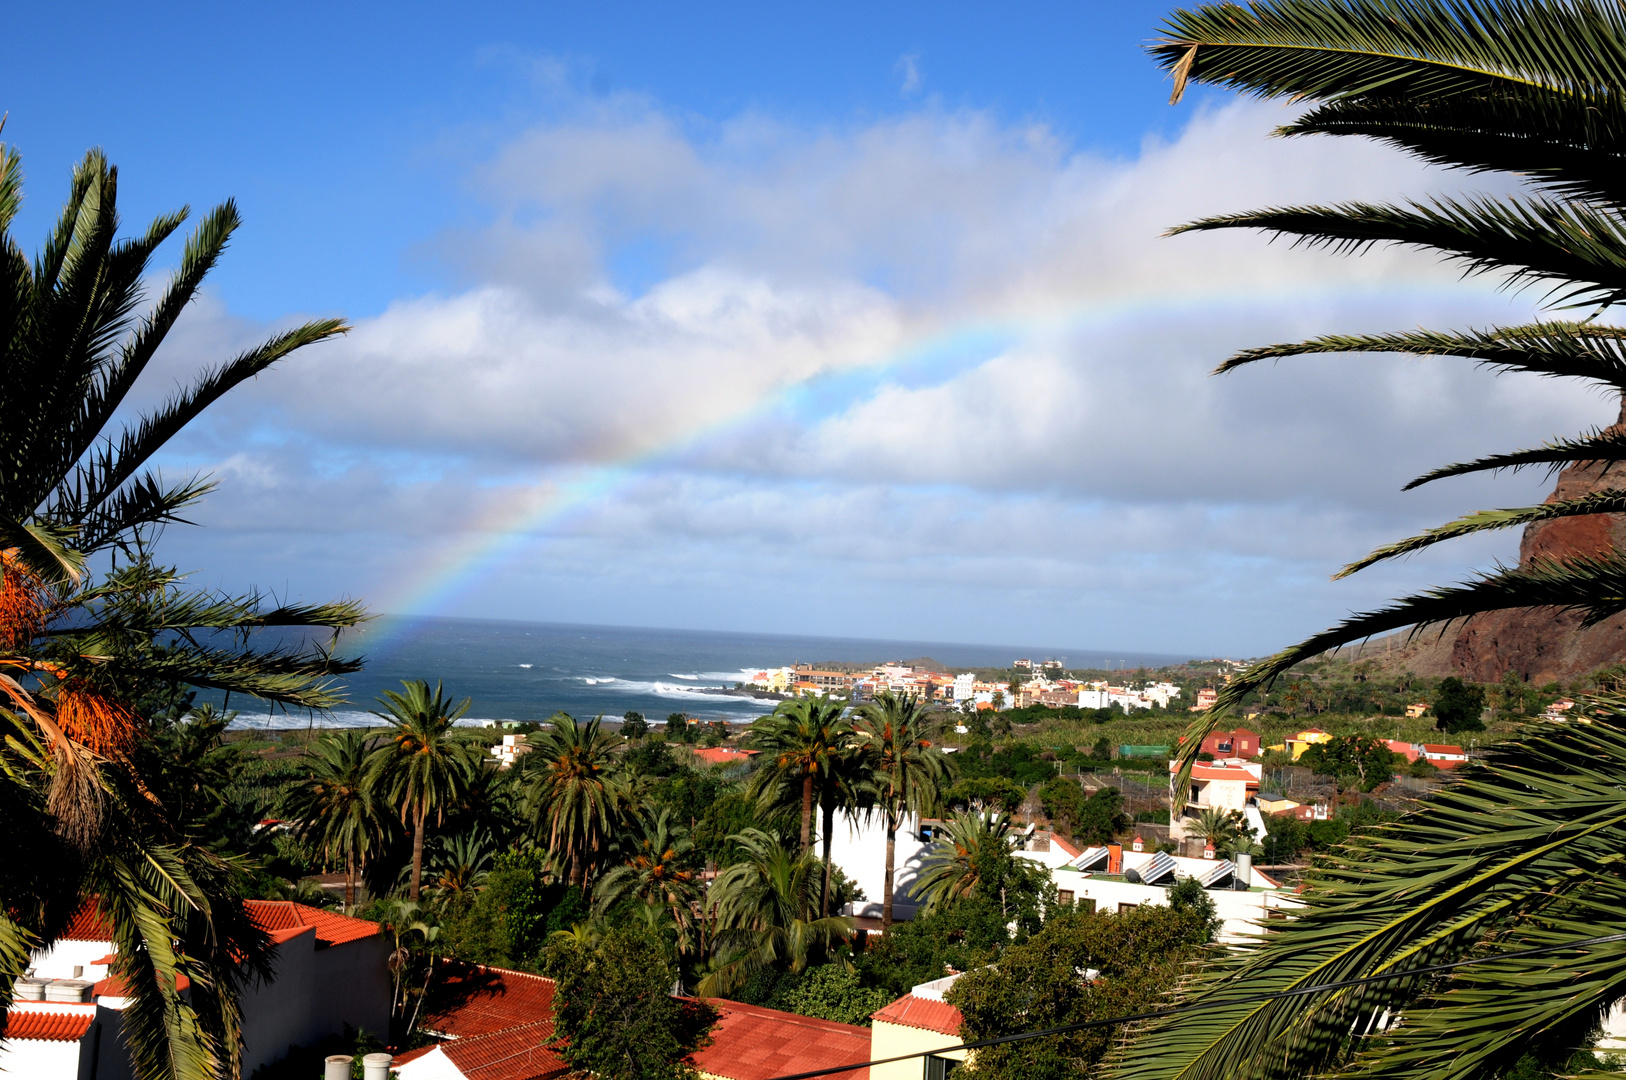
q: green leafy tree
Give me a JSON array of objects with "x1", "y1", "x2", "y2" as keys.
[
  {"x1": 945, "y1": 776, "x2": 1027, "y2": 813},
  {"x1": 523, "y1": 712, "x2": 624, "y2": 894},
  {"x1": 368, "y1": 681, "x2": 478, "y2": 901},
  {"x1": 768, "y1": 964, "x2": 893, "y2": 1026},
  {"x1": 1125, "y1": 5, "x2": 1626, "y2": 1079},
  {"x1": 1298, "y1": 735, "x2": 1398, "y2": 793},
  {"x1": 1434, "y1": 676, "x2": 1488, "y2": 734},
  {"x1": 1074, "y1": 786, "x2": 1131, "y2": 846},
  {"x1": 853, "y1": 691, "x2": 956, "y2": 929},
  {"x1": 1038, "y1": 775, "x2": 1086, "y2": 836},
  {"x1": 622, "y1": 711, "x2": 649, "y2": 739},
  {"x1": 288, "y1": 730, "x2": 389, "y2": 908},
  {"x1": 666, "y1": 712, "x2": 693, "y2": 743},
  {"x1": 0, "y1": 145, "x2": 359, "y2": 1080},
  {"x1": 952, "y1": 904, "x2": 1215, "y2": 1080},
  {"x1": 543, "y1": 924, "x2": 717, "y2": 1080},
  {"x1": 696, "y1": 829, "x2": 852, "y2": 997}
]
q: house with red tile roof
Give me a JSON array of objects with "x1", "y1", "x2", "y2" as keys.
[
  {"x1": 0, "y1": 1002, "x2": 100, "y2": 1079},
  {"x1": 690, "y1": 747, "x2": 761, "y2": 769},
  {"x1": 394, "y1": 961, "x2": 874, "y2": 1080},
  {"x1": 869, "y1": 974, "x2": 966, "y2": 1080},
  {"x1": 695, "y1": 1000, "x2": 870, "y2": 1080},
  {"x1": 11, "y1": 900, "x2": 388, "y2": 1079}
]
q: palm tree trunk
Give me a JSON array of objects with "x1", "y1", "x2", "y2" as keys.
[
  {"x1": 410, "y1": 802, "x2": 426, "y2": 900},
  {"x1": 882, "y1": 814, "x2": 897, "y2": 931},
  {"x1": 800, "y1": 774, "x2": 814, "y2": 852},
  {"x1": 569, "y1": 847, "x2": 584, "y2": 890},
  {"x1": 820, "y1": 796, "x2": 836, "y2": 918},
  {"x1": 346, "y1": 849, "x2": 356, "y2": 909}
]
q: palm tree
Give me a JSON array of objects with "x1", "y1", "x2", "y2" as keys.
[
  {"x1": 593, "y1": 809, "x2": 701, "y2": 946},
  {"x1": 425, "y1": 828, "x2": 498, "y2": 898},
  {"x1": 0, "y1": 144, "x2": 358, "y2": 1080},
  {"x1": 1108, "y1": 5, "x2": 1626, "y2": 1080},
  {"x1": 522, "y1": 712, "x2": 623, "y2": 894},
  {"x1": 696, "y1": 829, "x2": 852, "y2": 997},
  {"x1": 814, "y1": 735, "x2": 869, "y2": 918},
  {"x1": 369, "y1": 681, "x2": 478, "y2": 901},
  {"x1": 746, "y1": 694, "x2": 852, "y2": 853},
  {"x1": 288, "y1": 730, "x2": 389, "y2": 909},
  {"x1": 852, "y1": 691, "x2": 955, "y2": 930},
  {"x1": 913, "y1": 810, "x2": 1014, "y2": 915},
  {"x1": 1191, "y1": 807, "x2": 1245, "y2": 850}
]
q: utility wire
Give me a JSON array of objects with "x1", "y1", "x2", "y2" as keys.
[{"x1": 760, "y1": 930, "x2": 1626, "y2": 1080}]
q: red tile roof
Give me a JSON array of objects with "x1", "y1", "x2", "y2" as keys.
[
  {"x1": 694, "y1": 1000, "x2": 870, "y2": 1080},
  {"x1": 243, "y1": 901, "x2": 381, "y2": 947},
  {"x1": 418, "y1": 963, "x2": 558, "y2": 1039},
  {"x1": 691, "y1": 748, "x2": 760, "y2": 766},
  {"x1": 437, "y1": 1022, "x2": 569, "y2": 1080},
  {"x1": 871, "y1": 994, "x2": 963, "y2": 1036},
  {"x1": 56, "y1": 899, "x2": 378, "y2": 950},
  {"x1": 1050, "y1": 834, "x2": 1082, "y2": 859},
  {"x1": 60, "y1": 903, "x2": 114, "y2": 941},
  {"x1": 93, "y1": 972, "x2": 190, "y2": 998},
  {"x1": 1, "y1": 1008, "x2": 94, "y2": 1042}
]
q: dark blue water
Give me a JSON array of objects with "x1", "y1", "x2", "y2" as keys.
[{"x1": 225, "y1": 616, "x2": 1192, "y2": 729}]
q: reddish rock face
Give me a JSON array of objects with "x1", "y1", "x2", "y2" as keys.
[{"x1": 1447, "y1": 399, "x2": 1626, "y2": 684}]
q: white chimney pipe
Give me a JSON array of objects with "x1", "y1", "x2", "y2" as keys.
[
  {"x1": 324, "y1": 1055, "x2": 352, "y2": 1080},
  {"x1": 362, "y1": 1052, "x2": 393, "y2": 1080}
]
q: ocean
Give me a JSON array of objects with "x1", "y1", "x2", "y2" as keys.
[{"x1": 223, "y1": 616, "x2": 1193, "y2": 730}]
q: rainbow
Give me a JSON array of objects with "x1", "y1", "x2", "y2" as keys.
[{"x1": 356, "y1": 275, "x2": 1525, "y2": 659}]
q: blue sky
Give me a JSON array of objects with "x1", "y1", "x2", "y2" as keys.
[{"x1": 4, "y1": 3, "x2": 1605, "y2": 657}]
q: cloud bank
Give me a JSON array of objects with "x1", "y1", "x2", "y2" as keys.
[{"x1": 144, "y1": 92, "x2": 1608, "y2": 656}]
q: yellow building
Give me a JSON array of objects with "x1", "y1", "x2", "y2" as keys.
[
  {"x1": 870, "y1": 975, "x2": 968, "y2": 1080},
  {"x1": 1283, "y1": 728, "x2": 1333, "y2": 761}
]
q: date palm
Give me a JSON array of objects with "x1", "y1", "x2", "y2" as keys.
[
  {"x1": 913, "y1": 810, "x2": 1014, "y2": 915},
  {"x1": 1113, "y1": 5, "x2": 1626, "y2": 1080},
  {"x1": 695, "y1": 828, "x2": 851, "y2": 997},
  {"x1": 593, "y1": 809, "x2": 701, "y2": 948},
  {"x1": 746, "y1": 693, "x2": 852, "y2": 853},
  {"x1": 288, "y1": 730, "x2": 389, "y2": 908},
  {"x1": 0, "y1": 143, "x2": 359, "y2": 1080},
  {"x1": 852, "y1": 691, "x2": 954, "y2": 929},
  {"x1": 522, "y1": 712, "x2": 623, "y2": 895},
  {"x1": 368, "y1": 681, "x2": 478, "y2": 901}
]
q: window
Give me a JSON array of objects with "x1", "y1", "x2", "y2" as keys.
[
  {"x1": 924, "y1": 1056, "x2": 960, "y2": 1080},
  {"x1": 1118, "y1": 902, "x2": 1138, "y2": 914},
  {"x1": 1057, "y1": 890, "x2": 1075, "y2": 906}
]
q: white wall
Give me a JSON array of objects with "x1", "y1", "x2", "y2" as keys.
[
  {"x1": 1053, "y1": 868, "x2": 1300, "y2": 944},
  {"x1": 30, "y1": 940, "x2": 114, "y2": 982},
  {"x1": 0, "y1": 1004, "x2": 96, "y2": 1080},
  {"x1": 827, "y1": 810, "x2": 930, "y2": 919}
]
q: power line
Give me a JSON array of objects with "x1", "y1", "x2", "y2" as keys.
[{"x1": 760, "y1": 931, "x2": 1626, "y2": 1080}]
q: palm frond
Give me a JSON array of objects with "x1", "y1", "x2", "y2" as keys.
[
  {"x1": 1281, "y1": 95, "x2": 1626, "y2": 206},
  {"x1": 1213, "y1": 550, "x2": 1626, "y2": 718},
  {"x1": 0, "y1": 515, "x2": 84, "y2": 584},
  {"x1": 1111, "y1": 703, "x2": 1626, "y2": 1080},
  {"x1": 1336, "y1": 491, "x2": 1626, "y2": 577},
  {"x1": 1171, "y1": 196, "x2": 1626, "y2": 308},
  {"x1": 1152, "y1": 0, "x2": 1626, "y2": 106},
  {"x1": 1405, "y1": 426, "x2": 1626, "y2": 487},
  {"x1": 1214, "y1": 321, "x2": 1626, "y2": 390}
]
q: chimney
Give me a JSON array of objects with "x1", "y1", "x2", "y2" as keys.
[
  {"x1": 1107, "y1": 843, "x2": 1123, "y2": 875},
  {"x1": 325, "y1": 1056, "x2": 353, "y2": 1080},
  {"x1": 1203, "y1": 842, "x2": 1216, "y2": 860},
  {"x1": 1131, "y1": 835, "x2": 1145, "y2": 853},
  {"x1": 362, "y1": 1053, "x2": 394, "y2": 1080},
  {"x1": 1235, "y1": 852, "x2": 1253, "y2": 889}
]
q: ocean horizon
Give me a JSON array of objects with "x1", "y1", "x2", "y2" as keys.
[{"x1": 223, "y1": 615, "x2": 1201, "y2": 731}]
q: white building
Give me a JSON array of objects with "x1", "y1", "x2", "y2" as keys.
[
  {"x1": 952, "y1": 673, "x2": 975, "y2": 702},
  {"x1": 8, "y1": 901, "x2": 391, "y2": 1080},
  {"x1": 1057, "y1": 846, "x2": 1299, "y2": 943}
]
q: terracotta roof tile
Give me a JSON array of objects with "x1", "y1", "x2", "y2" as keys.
[
  {"x1": 871, "y1": 994, "x2": 962, "y2": 1036},
  {"x1": 1, "y1": 1007, "x2": 95, "y2": 1042},
  {"x1": 694, "y1": 1000, "x2": 870, "y2": 1080},
  {"x1": 60, "y1": 903, "x2": 114, "y2": 941},
  {"x1": 93, "y1": 972, "x2": 190, "y2": 998},
  {"x1": 243, "y1": 901, "x2": 381, "y2": 947},
  {"x1": 441, "y1": 1022, "x2": 570, "y2": 1080},
  {"x1": 418, "y1": 963, "x2": 558, "y2": 1039}
]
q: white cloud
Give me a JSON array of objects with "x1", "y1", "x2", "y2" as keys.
[{"x1": 140, "y1": 92, "x2": 1607, "y2": 653}]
